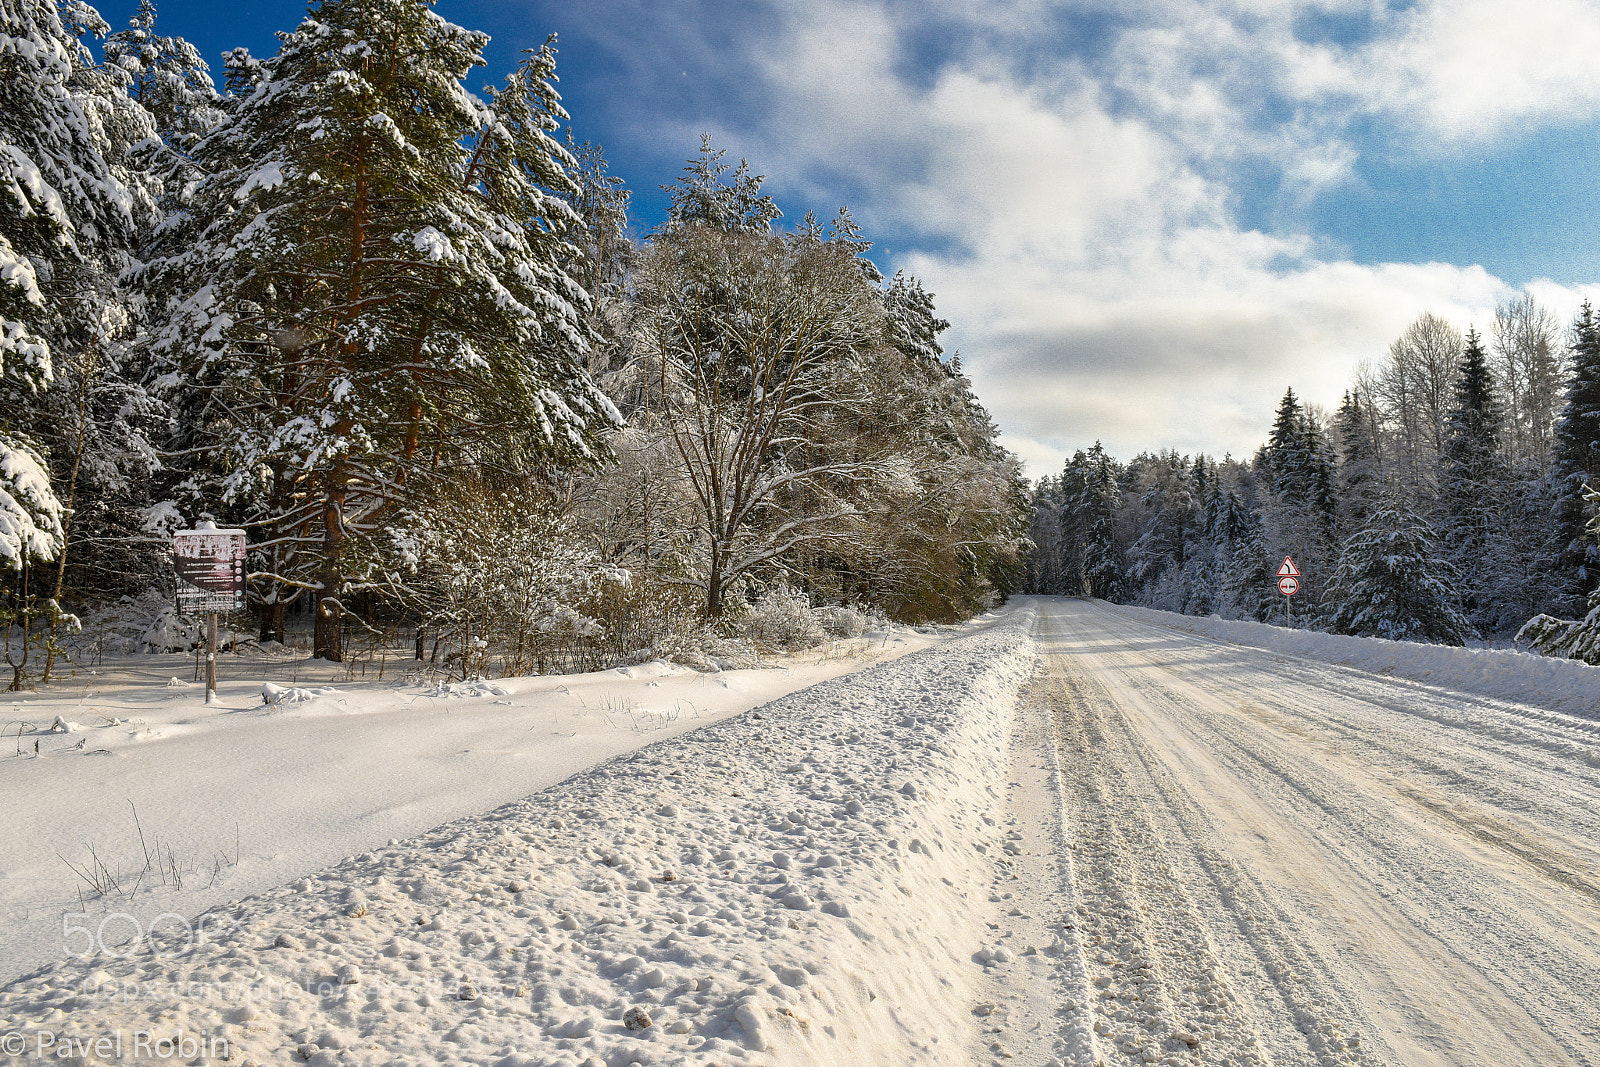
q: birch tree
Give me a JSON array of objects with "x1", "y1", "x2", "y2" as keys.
[{"x1": 630, "y1": 222, "x2": 884, "y2": 616}]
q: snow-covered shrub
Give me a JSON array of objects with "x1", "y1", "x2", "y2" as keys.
[
  {"x1": 736, "y1": 585, "x2": 825, "y2": 652},
  {"x1": 139, "y1": 604, "x2": 203, "y2": 653},
  {"x1": 815, "y1": 603, "x2": 884, "y2": 639},
  {"x1": 366, "y1": 482, "x2": 627, "y2": 678}
]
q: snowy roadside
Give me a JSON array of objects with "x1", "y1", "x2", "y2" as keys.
[
  {"x1": 0, "y1": 606, "x2": 1036, "y2": 1066},
  {"x1": 0, "y1": 627, "x2": 948, "y2": 988},
  {"x1": 1103, "y1": 600, "x2": 1600, "y2": 730}
]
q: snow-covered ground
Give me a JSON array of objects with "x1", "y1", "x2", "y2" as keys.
[
  {"x1": 4, "y1": 597, "x2": 1600, "y2": 1066},
  {"x1": 0, "y1": 625, "x2": 948, "y2": 990},
  {"x1": 1108, "y1": 600, "x2": 1600, "y2": 727},
  {"x1": 0, "y1": 608, "x2": 1036, "y2": 1066},
  {"x1": 1008, "y1": 598, "x2": 1600, "y2": 1066}
]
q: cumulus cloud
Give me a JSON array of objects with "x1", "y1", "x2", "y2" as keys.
[
  {"x1": 1353, "y1": 0, "x2": 1600, "y2": 141},
  {"x1": 544, "y1": 0, "x2": 1600, "y2": 475}
]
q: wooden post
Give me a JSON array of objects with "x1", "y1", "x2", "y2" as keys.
[{"x1": 206, "y1": 612, "x2": 218, "y2": 704}]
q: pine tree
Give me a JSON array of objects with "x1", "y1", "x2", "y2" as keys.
[
  {"x1": 1334, "y1": 389, "x2": 1382, "y2": 539},
  {"x1": 1549, "y1": 303, "x2": 1600, "y2": 613},
  {"x1": 882, "y1": 272, "x2": 950, "y2": 368},
  {"x1": 1325, "y1": 505, "x2": 1473, "y2": 645},
  {"x1": 102, "y1": 0, "x2": 221, "y2": 152},
  {"x1": 0, "y1": 0, "x2": 141, "y2": 392},
  {"x1": 660, "y1": 134, "x2": 781, "y2": 233},
  {"x1": 1440, "y1": 328, "x2": 1507, "y2": 628},
  {"x1": 137, "y1": 4, "x2": 617, "y2": 658},
  {"x1": 1, "y1": 0, "x2": 158, "y2": 686}
]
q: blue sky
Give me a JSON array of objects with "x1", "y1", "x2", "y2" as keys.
[{"x1": 106, "y1": 0, "x2": 1600, "y2": 475}]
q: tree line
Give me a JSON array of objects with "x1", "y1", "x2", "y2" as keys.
[
  {"x1": 0, "y1": 0, "x2": 1029, "y2": 686},
  {"x1": 1025, "y1": 300, "x2": 1600, "y2": 653}
]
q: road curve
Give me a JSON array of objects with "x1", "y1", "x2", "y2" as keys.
[{"x1": 1024, "y1": 596, "x2": 1600, "y2": 1067}]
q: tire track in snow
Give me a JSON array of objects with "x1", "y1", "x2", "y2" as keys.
[
  {"x1": 1042, "y1": 598, "x2": 1600, "y2": 1067},
  {"x1": 1039, "y1": 611, "x2": 1280, "y2": 1067}
]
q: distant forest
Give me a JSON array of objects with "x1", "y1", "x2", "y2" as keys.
[{"x1": 1024, "y1": 301, "x2": 1600, "y2": 653}]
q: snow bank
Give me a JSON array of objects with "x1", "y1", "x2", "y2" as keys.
[
  {"x1": 1107, "y1": 601, "x2": 1600, "y2": 726},
  {"x1": 0, "y1": 608, "x2": 1036, "y2": 1067}
]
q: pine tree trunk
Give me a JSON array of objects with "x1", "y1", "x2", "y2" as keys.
[
  {"x1": 314, "y1": 592, "x2": 342, "y2": 662},
  {"x1": 260, "y1": 600, "x2": 287, "y2": 645},
  {"x1": 313, "y1": 464, "x2": 348, "y2": 662}
]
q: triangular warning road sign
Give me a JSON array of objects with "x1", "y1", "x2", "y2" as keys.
[{"x1": 1277, "y1": 556, "x2": 1300, "y2": 578}]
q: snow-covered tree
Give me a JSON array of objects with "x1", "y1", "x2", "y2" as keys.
[
  {"x1": 1334, "y1": 388, "x2": 1382, "y2": 540},
  {"x1": 1063, "y1": 444, "x2": 1123, "y2": 600},
  {"x1": 0, "y1": 0, "x2": 142, "y2": 390},
  {"x1": 136, "y1": 6, "x2": 617, "y2": 658},
  {"x1": 1324, "y1": 505, "x2": 1472, "y2": 645},
  {"x1": 1373, "y1": 312, "x2": 1462, "y2": 507},
  {"x1": 1515, "y1": 482, "x2": 1600, "y2": 663},
  {"x1": 102, "y1": 0, "x2": 221, "y2": 153},
  {"x1": 1440, "y1": 328, "x2": 1510, "y2": 628},
  {"x1": 1257, "y1": 388, "x2": 1335, "y2": 609},
  {"x1": 661, "y1": 134, "x2": 781, "y2": 234},
  {"x1": 1223, "y1": 518, "x2": 1280, "y2": 623},
  {"x1": 1549, "y1": 303, "x2": 1600, "y2": 614},
  {"x1": 1491, "y1": 293, "x2": 1564, "y2": 473},
  {"x1": 628, "y1": 217, "x2": 884, "y2": 617}
]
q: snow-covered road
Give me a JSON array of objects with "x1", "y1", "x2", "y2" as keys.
[
  {"x1": 1004, "y1": 597, "x2": 1600, "y2": 1066},
  {"x1": 3, "y1": 597, "x2": 1599, "y2": 1066}
]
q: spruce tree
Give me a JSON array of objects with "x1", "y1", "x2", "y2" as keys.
[
  {"x1": 1550, "y1": 303, "x2": 1600, "y2": 612},
  {"x1": 1440, "y1": 328, "x2": 1506, "y2": 627},
  {"x1": 1325, "y1": 505, "x2": 1473, "y2": 645},
  {"x1": 1224, "y1": 518, "x2": 1280, "y2": 623},
  {"x1": 1081, "y1": 445, "x2": 1123, "y2": 599},
  {"x1": 137, "y1": 3, "x2": 617, "y2": 657},
  {"x1": 1258, "y1": 388, "x2": 1335, "y2": 610},
  {"x1": 1334, "y1": 389, "x2": 1382, "y2": 538},
  {"x1": 1518, "y1": 483, "x2": 1600, "y2": 662}
]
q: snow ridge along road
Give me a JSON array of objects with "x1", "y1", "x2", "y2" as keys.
[
  {"x1": 1004, "y1": 597, "x2": 1600, "y2": 1067},
  {"x1": 0, "y1": 608, "x2": 1037, "y2": 1067}
]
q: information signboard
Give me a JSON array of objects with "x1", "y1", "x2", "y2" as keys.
[{"x1": 173, "y1": 528, "x2": 247, "y2": 614}]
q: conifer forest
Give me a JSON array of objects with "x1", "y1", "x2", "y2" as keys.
[
  {"x1": 1024, "y1": 303, "x2": 1600, "y2": 654},
  {"x1": 0, "y1": 0, "x2": 1031, "y2": 686},
  {"x1": 8, "y1": 0, "x2": 1600, "y2": 692}
]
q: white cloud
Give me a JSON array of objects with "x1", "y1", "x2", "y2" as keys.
[
  {"x1": 1354, "y1": 0, "x2": 1600, "y2": 141},
  {"x1": 555, "y1": 0, "x2": 1600, "y2": 477},
  {"x1": 701, "y1": 0, "x2": 1532, "y2": 473}
]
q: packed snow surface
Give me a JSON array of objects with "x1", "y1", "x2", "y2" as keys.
[
  {"x1": 4, "y1": 597, "x2": 1600, "y2": 1066},
  {"x1": 0, "y1": 611, "x2": 1036, "y2": 1066},
  {"x1": 0, "y1": 626, "x2": 944, "y2": 989}
]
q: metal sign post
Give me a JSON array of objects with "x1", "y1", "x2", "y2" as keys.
[
  {"x1": 173, "y1": 523, "x2": 247, "y2": 704},
  {"x1": 1277, "y1": 557, "x2": 1300, "y2": 628}
]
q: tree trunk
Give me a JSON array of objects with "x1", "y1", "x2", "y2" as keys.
[
  {"x1": 313, "y1": 465, "x2": 347, "y2": 662},
  {"x1": 705, "y1": 551, "x2": 724, "y2": 618},
  {"x1": 260, "y1": 600, "x2": 287, "y2": 644},
  {"x1": 314, "y1": 592, "x2": 342, "y2": 662}
]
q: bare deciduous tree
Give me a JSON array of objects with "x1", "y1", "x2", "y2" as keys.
[
  {"x1": 1492, "y1": 293, "x2": 1564, "y2": 471},
  {"x1": 629, "y1": 225, "x2": 886, "y2": 617},
  {"x1": 1374, "y1": 312, "x2": 1462, "y2": 506}
]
